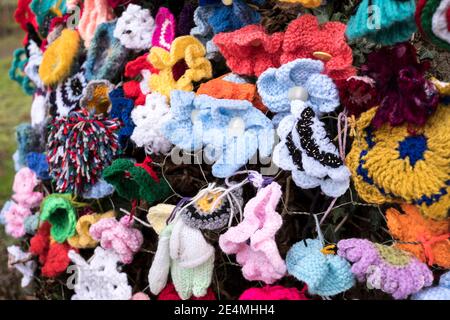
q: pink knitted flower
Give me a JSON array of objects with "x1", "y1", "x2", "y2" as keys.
[
  {"x1": 151, "y1": 7, "x2": 176, "y2": 51},
  {"x1": 78, "y1": 0, "x2": 115, "y2": 48},
  {"x1": 219, "y1": 182, "x2": 286, "y2": 284},
  {"x1": 213, "y1": 25, "x2": 284, "y2": 77},
  {"x1": 89, "y1": 215, "x2": 143, "y2": 264},
  {"x1": 5, "y1": 168, "x2": 43, "y2": 238}
]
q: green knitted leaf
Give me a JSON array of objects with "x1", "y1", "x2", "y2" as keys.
[{"x1": 40, "y1": 194, "x2": 77, "y2": 243}]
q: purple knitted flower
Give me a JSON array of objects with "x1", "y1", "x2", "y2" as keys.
[{"x1": 337, "y1": 238, "x2": 433, "y2": 300}]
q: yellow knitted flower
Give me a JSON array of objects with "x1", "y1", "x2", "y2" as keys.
[
  {"x1": 278, "y1": 0, "x2": 322, "y2": 8},
  {"x1": 148, "y1": 36, "x2": 212, "y2": 98},
  {"x1": 67, "y1": 211, "x2": 115, "y2": 248},
  {"x1": 39, "y1": 29, "x2": 80, "y2": 87},
  {"x1": 347, "y1": 83, "x2": 450, "y2": 220},
  {"x1": 146, "y1": 204, "x2": 175, "y2": 235}
]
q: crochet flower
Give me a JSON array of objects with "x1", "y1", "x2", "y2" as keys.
[
  {"x1": 336, "y1": 76, "x2": 379, "y2": 118},
  {"x1": 102, "y1": 157, "x2": 171, "y2": 203},
  {"x1": 68, "y1": 247, "x2": 132, "y2": 300},
  {"x1": 84, "y1": 21, "x2": 130, "y2": 81},
  {"x1": 130, "y1": 93, "x2": 173, "y2": 155},
  {"x1": 361, "y1": 42, "x2": 439, "y2": 129},
  {"x1": 78, "y1": 0, "x2": 115, "y2": 48},
  {"x1": 51, "y1": 69, "x2": 87, "y2": 116},
  {"x1": 198, "y1": 74, "x2": 267, "y2": 112},
  {"x1": 416, "y1": 0, "x2": 450, "y2": 51},
  {"x1": 346, "y1": 0, "x2": 417, "y2": 46},
  {"x1": 273, "y1": 99, "x2": 350, "y2": 198},
  {"x1": 219, "y1": 182, "x2": 286, "y2": 284},
  {"x1": 123, "y1": 53, "x2": 157, "y2": 105},
  {"x1": 412, "y1": 271, "x2": 450, "y2": 300},
  {"x1": 24, "y1": 41, "x2": 43, "y2": 90},
  {"x1": 47, "y1": 109, "x2": 120, "y2": 194},
  {"x1": 162, "y1": 90, "x2": 274, "y2": 178},
  {"x1": 113, "y1": 4, "x2": 155, "y2": 51},
  {"x1": 68, "y1": 211, "x2": 115, "y2": 249},
  {"x1": 7, "y1": 245, "x2": 37, "y2": 287},
  {"x1": 257, "y1": 58, "x2": 340, "y2": 116},
  {"x1": 386, "y1": 204, "x2": 450, "y2": 268},
  {"x1": 148, "y1": 35, "x2": 212, "y2": 98},
  {"x1": 26, "y1": 152, "x2": 50, "y2": 180},
  {"x1": 346, "y1": 94, "x2": 450, "y2": 220},
  {"x1": 239, "y1": 285, "x2": 309, "y2": 300},
  {"x1": 40, "y1": 194, "x2": 77, "y2": 243},
  {"x1": 29, "y1": 222, "x2": 74, "y2": 278},
  {"x1": 9, "y1": 48, "x2": 35, "y2": 95},
  {"x1": 30, "y1": 0, "x2": 67, "y2": 26},
  {"x1": 89, "y1": 215, "x2": 143, "y2": 264},
  {"x1": 109, "y1": 88, "x2": 135, "y2": 148},
  {"x1": 152, "y1": 7, "x2": 176, "y2": 51},
  {"x1": 337, "y1": 238, "x2": 433, "y2": 300},
  {"x1": 38, "y1": 29, "x2": 80, "y2": 87},
  {"x1": 190, "y1": 6, "x2": 221, "y2": 60},
  {"x1": 148, "y1": 218, "x2": 215, "y2": 300},
  {"x1": 286, "y1": 239, "x2": 355, "y2": 297}
]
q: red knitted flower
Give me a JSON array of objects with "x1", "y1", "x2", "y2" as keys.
[
  {"x1": 123, "y1": 54, "x2": 158, "y2": 105},
  {"x1": 336, "y1": 76, "x2": 379, "y2": 117},
  {"x1": 14, "y1": 0, "x2": 37, "y2": 32},
  {"x1": 157, "y1": 283, "x2": 216, "y2": 300},
  {"x1": 281, "y1": 14, "x2": 356, "y2": 81},
  {"x1": 213, "y1": 24, "x2": 284, "y2": 77}
]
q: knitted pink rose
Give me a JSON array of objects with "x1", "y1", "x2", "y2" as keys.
[
  {"x1": 219, "y1": 182, "x2": 286, "y2": 284},
  {"x1": 89, "y1": 215, "x2": 143, "y2": 264}
]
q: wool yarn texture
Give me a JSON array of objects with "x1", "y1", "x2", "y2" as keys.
[
  {"x1": 346, "y1": 98, "x2": 450, "y2": 220},
  {"x1": 40, "y1": 194, "x2": 77, "y2": 243},
  {"x1": 219, "y1": 182, "x2": 286, "y2": 284},
  {"x1": 7, "y1": 245, "x2": 37, "y2": 287},
  {"x1": 78, "y1": 0, "x2": 115, "y2": 48},
  {"x1": 68, "y1": 211, "x2": 115, "y2": 249},
  {"x1": 152, "y1": 7, "x2": 176, "y2": 51},
  {"x1": 337, "y1": 238, "x2": 433, "y2": 299},
  {"x1": 10, "y1": 48, "x2": 36, "y2": 95},
  {"x1": 416, "y1": 0, "x2": 450, "y2": 50},
  {"x1": 239, "y1": 285, "x2": 309, "y2": 300},
  {"x1": 147, "y1": 204, "x2": 175, "y2": 235},
  {"x1": 286, "y1": 239, "x2": 355, "y2": 297},
  {"x1": 157, "y1": 283, "x2": 216, "y2": 300},
  {"x1": 412, "y1": 271, "x2": 450, "y2": 300}
]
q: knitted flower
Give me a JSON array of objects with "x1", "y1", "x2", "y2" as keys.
[
  {"x1": 336, "y1": 76, "x2": 379, "y2": 118},
  {"x1": 416, "y1": 0, "x2": 450, "y2": 51},
  {"x1": 257, "y1": 59, "x2": 340, "y2": 116},
  {"x1": 239, "y1": 285, "x2": 309, "y2": 300},
  {"x1": 346, "y1": 95, "x2": 450, "y2": 220},
  {"x1": 40, "y1": 194, "x2": 77, "y2": 243},
  {"x1": 15, "y1": 0, "x2": 38, "y2": 34},
  {"x1": 26, "y1": 152, "x2": 50, "y2": 180},
  {"x1": 190, "y1": 6, "x2": 221, "y2": 60},
  {"x1": 273, "y1": 99, "x2": 350, "y2": 198},
  {"x1": 109, "y1": 88, "x2": 135, "y2": 148},
  {"x1": 286, "y1": 239, "x2": 355, "y2": 297},
  {"x1": 14, "y1": 123, "x2": 44, "y2": 171},
  {"x1": 123, "y1": 53, "x2": 157, "y2": 105},
  {"x1": 157, "y1": 283, "x2": 216, "y2": 300},
  {"x1": 29, "y1": 222, "x2": 73, "y2": 278},
  {"x1": 102, "y1": 157, "x2": 171, "y2": 203},
  {"x1": 147, "y1": 204, "x2": 175, "y2": 235},
  {"x1": 67, "y1": 211, "x2": 115, "y2": 249},
  {"x1": 24, "y1": 41, "x2": 43, "y2": 90},
  {"x1": 113, "y1": 4, "x2": 155, "y2": 51},
  {"x1": 148, "y1": 35, "x2": 212, "y2": 98},
  {"x1": 7, "y1": 245, "x2": 37, "y2": 287},
  {"x1": 9, "y1": 48, "x2": 35, "y2": 95},
  {"x1": 346, "y1": 0, "x2": 417, "y2": 46},
  {"x1": 89, "y1": 215, "x2": 143, "y2": 264},
  {"x1": 412, "y1": 271, "x2": 450, "y2": 300},
  {"x1": 78, "y1": 0, "x2": 115, "y2": 48},
  {"x1": 30, "y1": 0, "x2": 66, "y2": 26},
  {"x1": 130, "y1": 93, "x2": 173, "y2": 155},
  {"x1": 82, "y1": 179, "x2": 115, "y2": 200},
  {"x1": 337, "y1": 238, "x2": 433, "y2": 300},
  {"x1": 84, "y1": 21, "x2": 130, "y2": 81},
  {"x1": 39, "y1": 29, "x2": 80, "y2": 87},
  {"x1": 68, "y1": 247, "x2": 132, "y2": 300},
  {"x1": 51, "y1": 69, "x2": 87, "y2": 116},
  {"x1": 47, "y1": 109, "x2": 120, "y2": 194},
  {"x1": 219, "y1": 182, "x2": 287, "y2": 284},
  {"x1": 152, "y1": 7, "x2": 176, "y2": 51},
  {"x1": 361, "y1": 42, "x2": 439, "y2": 129},
  {"x1": 386, "y1": 204, "x2": 450, "y2": 268},
  {"x1": 162, "y1": 90, "x2": 274, "y2": 178},
  {"x1": 80, "y1": 80, "x2": 115, "y2": 114},
  {"x1": 198, "y1": 74, "x2": 267, "y2": 112},
  {"x1": 148, "y1": 218, "x2": 215, "y2": 300}
]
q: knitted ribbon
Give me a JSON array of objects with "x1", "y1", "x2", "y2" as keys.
[{"x1": 134, "y1": 156, "x2": 159, "y2": 182}]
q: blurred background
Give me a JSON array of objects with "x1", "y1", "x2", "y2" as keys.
[{"x1": 0, "y1": 0, "x2": 34, "y2": 300}]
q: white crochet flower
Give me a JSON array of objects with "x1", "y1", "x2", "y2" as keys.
[
  {"x1": 113, "y1": 4, "x2": 155, "y2": 51},
  {"x1": 273, "y1": 100, "x2": 350, "y2": 198},
  {"x1": 68, "y1": 247, "x2": 132, "y2": 300},
  {"x1": 7, "y1": 245, "x2": 36, "y2": 287},
  {"x1": 131, "y1": 93, "x2": 173, "y2": 155},
  {"x1": 24, "y1": 41, "x2": 43, "y2": 89}
]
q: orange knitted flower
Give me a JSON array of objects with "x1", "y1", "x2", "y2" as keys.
[
  {"x1": 197, "y1": 75, "x2": 268, "y2": 112},
  {"x1": 386, "y1": 204, "x2": 450, "y2": 268}
]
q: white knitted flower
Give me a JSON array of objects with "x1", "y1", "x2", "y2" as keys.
[
  {"x1": 273, "y1": 100, "x2": 350, "y2": 198},
  {"x1": 68, "y1": 247, "x2": 132, "y2": 300},
  {"x1": 113, "y1": 4, "x2": 155, "y2": 51},
  {"x1": 24, "y1": 41, "x2": 43, "y2": 89},
  {"x1": 7, "y1": 245, "x2": 36, "y2": 287},
  {"x1": 131, "y1": 93, "x2": 173, "y2": 155}
]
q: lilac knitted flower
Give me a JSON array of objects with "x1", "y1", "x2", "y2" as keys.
[{"x1": 337, "y1": 238, "x2": 433, "y2": 300}]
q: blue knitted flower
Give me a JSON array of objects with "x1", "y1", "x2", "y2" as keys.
[
  {"x1": 346, "y1": 0, "x2": 417, "y2": 46},
  {"x1": 190, "y1": 7, "x2": 220, "y2": 60},
  {"x1": 161, "y1": 90, "x2": 274, "y2": 178},
  {"x1": 412, "y1": 271, "x2": 450, "y2": 300},
  {"x1": 257, "y1": 59, "x2": 340, "y2": 121},
  {"x1": 82, "y1": 179, "x2": 115, "y2": 200},
  {"x1": 109, "y1": 88, "x2": 135, "y2": 148},
  {"x1": 286, "y1": 239, "x2": 355, "y2": 297},
  {"x1": 26, "y1": 152, "x2": 50, "y2": 180}
]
